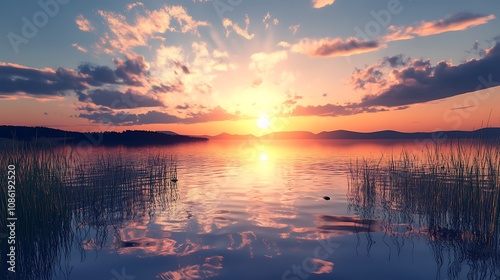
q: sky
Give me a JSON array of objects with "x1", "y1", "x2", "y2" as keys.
[{"x1": 0, "y1": 0, "x2": 500, "y2": 136}]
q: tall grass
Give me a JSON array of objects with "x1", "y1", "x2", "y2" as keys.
[
  {"x1": 347, "y1": 139, "x2": 500, "y2": 279},
  {"x1": 0, "y1": 141, "x2": 179, "y2": 280}
]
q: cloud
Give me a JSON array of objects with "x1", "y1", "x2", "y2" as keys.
[
  {"x1": 79, "y1": 106, "x2": 241, "y2": 125},
  {"x1": 184, "y1": 106, "x2": 240, "y2": 123},
  {"x1": 291, "y1": 37, "x2": 382, "y2": 57},
  {"x1": 249, "y1": 51, "x2": 287, "y2": 73},
  {"x1": 0, "y1": 53, "x2": 179, "y2": 104},
  {"x1": 350, "y1": 54, "x2": 410, "y2": 90},
  {"x1": 113, "y1": 54, "x2": 150, "y2": 86},
  {"x1": 176, "y1": 104, "x2": 190, "y2": 110},
  {"x1": 312, "y1": 0, "x2": 335, "y2": 9},
  {"x1": 263, "y1": 12, "x2": 279, "y2": 30},
  {"x1": 289, "y1": 24, "x2": 300, "y2": 35},
  {"x1": 291, "y1": 103, "x2": 388, "y2": 117},
  {"x1": 77, "y1": 63, "x2": 118, "y2": 86},
  {"x1": 352, "y1": 41, "x2": 500, "y2": 107},
  {"x1": 81, "y1": 88, "x2": 163, "y2": 109},
  {"x1": 0, "y1": 63, "x2": 88, "y2": 98},
  {"x1": 252, "y1": 77, "x2": 263, "y2": 87},
  {"x1": 126, "y1": 2, "x2": 144, "y2": 10},
  {"x1": 385, "y1": 12, "x2": 495, "y2": 42},
  {"x1": 75, "y1": 15, "x2": 94, "y2": 32},
  {"x1": 223, "y1": 15, "x2": 255, "y2": 40},
  {"x1": 277, "y1": 41, "x2": 291, "y2": 48},
  {"x1": 153, "y1": 42, "x2": 233, "y2": 95},
  {"x1": 72, "y1": 43, "x2": 88, "y2": 53},
  {"x1": 78, "y1": 111, "x2": 139, "y2": 125},
  {"x1": 287, "y1": 39, "x2": 500, "y2": 119},
  {"x1": 95, "y1": 5, "x2": 209, "y2": 53}
]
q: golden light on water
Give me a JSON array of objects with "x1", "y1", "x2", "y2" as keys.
[{"x1": 259, "y1": 153, "x2": 268, "y2": 161}]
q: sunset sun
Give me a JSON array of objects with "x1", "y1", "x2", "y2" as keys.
[{"x1": 257, "y1": 115, "x2": 271, "y2": 129}]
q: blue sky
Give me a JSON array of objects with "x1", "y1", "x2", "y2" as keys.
[{"x1": 1, "y1": 0, "x2": 499, "y2": 134}]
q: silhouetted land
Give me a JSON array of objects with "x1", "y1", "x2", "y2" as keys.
[
  {"x1": 204, "y1": 127, "x2": 500, "y2": 140},
  {"x1": 0, "y1": 126, "x2": 207, "y2": 146}
]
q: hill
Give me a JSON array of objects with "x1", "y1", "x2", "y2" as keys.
[
  {"x1": 0, "y1": 126, "x2": 208, "y2": 146},
  {"x1": 198, "y1": 127, "x2": 500, "y2": 140}
]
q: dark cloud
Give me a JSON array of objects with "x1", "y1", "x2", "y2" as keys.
[
  {"x1": 175, "y1": 104, "x2": 190, "y2": 110},
  {"x1": 314, "y1": 39, "x2": 379, "y2": 57},
  {"x1": 382, "y1": 54, "x2": 409, "y2": 68},
  {"x1": 78, "y1": 63, "x2": 117, "y2": 85},
  {"x1": 291, "y1": 103, "x2": 388, "y2": 117},
  {"x1": 0, "y1": 55, "x2": 157, "y2": 99},
  {"x1": 138, "y1": 111, "x2": 183, "y2": 124},
  {"x1": 173, "y1": 61, "x2": 190, "y2": 75},
  {"x1": 292, "y1": 42, "x2": 500, "y2": 118},
  {"x1": 78, "y1": 111, "x2": 138, "y2": 125},
  {"x1": 151, "y1": 83, "x2": 183, "y2": 93},
  {"x1": 0, "y1": 63, "x2": 88, "y2": 97},
  {"x1": 113, "y1": 55, "x2": 149, "y2": 86},
  {"x1": 291, "y1": 37, "x2": 381, "y2": 57},
  {"x1": 85, "y1": 89, "x2": 163, "y2": 109},
  {"x1": 359, "y1": 41, "x2": 500, "y2": 107},
  {"x1": 79, "y1": 106, "x2": 240, "y2": 125},
  {"x1": 77, "y1": 104, "x2": 113, "y2": 113}
]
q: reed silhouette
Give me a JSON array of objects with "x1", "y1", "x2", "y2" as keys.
[
  {"x1": 0, "y1": 141, "x2": 179, "y2": 280},
  {"x1": 347, "y1": 139, "x2": 500, "y2": 280}
]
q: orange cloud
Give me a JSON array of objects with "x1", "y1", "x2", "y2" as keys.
[
  {"x1": 291, "y1": 37, "x2": 382, "y2": 57},
  {"x1": 75, "y1": 15, "x2": 94, "y2": 32},
  {"x1": 385, "y1": 12, "x2": 495, "y2": 42},
  {"x1": 95, "y1": 5, "x2": 209, "y2": 53},
  {"x1": 71, "y1": 43, "x2": 87, "y2": 53},
  {"x1": 312, "y1": 0, "x2": 335, "y2": 9},
  {"x1": 222, "y1": 15, "x2": 255, "y2": 40},
  {"x1": 126, "y1": 2, "x2": 144, "y2": 10}
]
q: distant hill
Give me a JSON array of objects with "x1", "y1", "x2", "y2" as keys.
[
  {"x1": 0, "y1": 126, "x2": 208, "y2": 146},
  {"x1": 206, "y1": 133, "x2": 258, "y2": 140},
  {"x1": 196, "y1": 127, "x2": 500, "y2": 140}
]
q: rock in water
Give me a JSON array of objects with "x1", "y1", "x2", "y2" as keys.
[{"x1": 323, "y1": 196, "x2": 330, "y2": 200}]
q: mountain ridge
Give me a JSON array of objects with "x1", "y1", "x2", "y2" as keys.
[{"x1": 198, "y1": 127, "x2": 500, "y2": 140}]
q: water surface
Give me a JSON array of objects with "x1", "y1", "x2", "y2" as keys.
[{"x1": 7, "y1": 139, "x2": 500, "y2": 280}]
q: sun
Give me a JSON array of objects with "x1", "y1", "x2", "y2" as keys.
[{"x1": 257, "y1": 115, "x2": 271, "y2": 129}]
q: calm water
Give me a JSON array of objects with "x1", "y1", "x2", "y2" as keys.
[{"x1": 5, "y1": 139, "x2": 500, "y2": 280}]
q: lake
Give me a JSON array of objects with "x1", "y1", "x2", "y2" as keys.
[{"x1": 2, "y1": 139, "x2": 499, "y2": 280}]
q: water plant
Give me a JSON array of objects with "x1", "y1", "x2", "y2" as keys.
[
  {"x1": 347, "y1": 139, "x2": 500, "y2": 279},
  {"x1": 0, "y1": 141, "x2": 179, "y2": 280}
]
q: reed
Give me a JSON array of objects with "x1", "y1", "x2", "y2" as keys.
[
  {"x1": 0, "y1": 141, "x2": 179, "y2": 280},
  {"x1": 347, "y1": 139, "x2": 500, "y2": 279}
]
